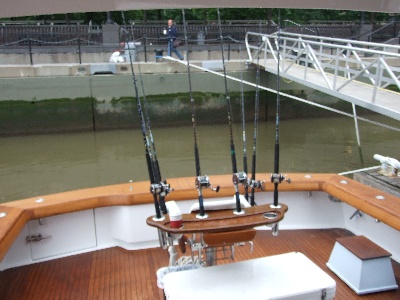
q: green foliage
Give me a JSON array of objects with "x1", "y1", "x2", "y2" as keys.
[{"x1": 1, "y1": 9, "x2": 392, "y2": 25}]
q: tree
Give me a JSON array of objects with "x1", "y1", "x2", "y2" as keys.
[{"x1": 1, "y1": 8, "x2": 391, "y2": 25}]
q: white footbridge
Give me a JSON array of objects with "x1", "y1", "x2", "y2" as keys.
[
  {"x1": 165, "y1": 32, "x2": 400, "y2": 139},
  {"x1": 245, "y1": 31, "x2": 400, "y2": 122}
]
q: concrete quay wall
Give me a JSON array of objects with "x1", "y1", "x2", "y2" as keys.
[
  {"x1": 0, "y1": 49, "x2": 246, "y2": 78},
  {"x1": 0, "y1": 59, "x2": 246, "y2": 79}
]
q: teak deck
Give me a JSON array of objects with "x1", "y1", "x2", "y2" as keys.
[{"x1": 1, "y1": 229, "x2": 399, "y2": 300}]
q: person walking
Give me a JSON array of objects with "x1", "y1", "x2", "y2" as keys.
[{"x1": 166, "y1": 19, "x2": 184, "y2": 60}]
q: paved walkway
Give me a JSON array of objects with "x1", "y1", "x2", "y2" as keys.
[{"x1": 260, "y1": 58, "x2": 400, "y2": 121}]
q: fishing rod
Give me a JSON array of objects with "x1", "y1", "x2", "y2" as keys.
[
  {"x1": 137, "y1": 64, "x2": 158, "y2": 170},
  {"x1": 217, "y1": 8, "x2": 247, "y2": 214},
  {"x1": 123, "y1": 21, "x2": 170, "y2": 216},
  {"x1": 249, "y1": 49, "x2": 264, "y2": 206},
  {"x1": 182, "y1": 9, "x2": 219, "y2": 218},
  {"x1": 248, "y1": 22, "x2": 269, "y2": 206},
  {"x1": 238, "y1": 47, "x2": 263, "y2": 206},
  {"x1": 125, "y1": 42, "x2": 169, "y2": 219},
  {"x1": 137, "y1": 62, "x2": 169, "y2": 214},
  {"x1": 137, "y1": 63, "x2": 161, "y2": 184},
  {"x1": 239, "y1": 47, "x2": 249, "y2": 202},
  {"x1": 270, "y1": 10, "x2": 290, "y2": 209}
]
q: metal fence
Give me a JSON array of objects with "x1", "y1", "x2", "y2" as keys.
[{"x1": 0, "y1": 21, "x2": 398, "y2": 64}]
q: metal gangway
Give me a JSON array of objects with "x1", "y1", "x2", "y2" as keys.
[{"x1": 245, "y1": 31, "x2": 400, "y2": 121}]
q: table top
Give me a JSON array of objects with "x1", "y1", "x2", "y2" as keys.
[{"x1": 163, "y1": 252, "x2": 336, "y2": 300}]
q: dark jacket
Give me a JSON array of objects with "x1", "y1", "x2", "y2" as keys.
[{"x1": 167, "y1": 25, "x2": 179, "y2": 42}]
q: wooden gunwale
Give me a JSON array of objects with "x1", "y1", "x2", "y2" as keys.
[{"x1": 0, "y1": 172, "x2": 400, "y2": 262}]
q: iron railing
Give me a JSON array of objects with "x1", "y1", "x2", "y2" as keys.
[{"x1": 0, "y1": 22, "x2": 398, "y2": 65}]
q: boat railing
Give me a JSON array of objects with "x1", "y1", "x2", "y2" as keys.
[{"x1": 245, "y1": 31, "x2": 400, "y2": 102}]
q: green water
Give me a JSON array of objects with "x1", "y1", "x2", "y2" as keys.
[
  {"x1": 0, "y1": 71, "x2": 399, "y2": 203},
  {"x1": 1, "y1": 114, "x2": 399, "y2": 203}
]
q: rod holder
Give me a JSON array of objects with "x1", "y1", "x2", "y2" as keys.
[
  {"x1": 350, "y1": 209, "x2": 363, "y2": 220},
  {"x1": 272, "y1": 223, "x2": 279, "y2": 236}
]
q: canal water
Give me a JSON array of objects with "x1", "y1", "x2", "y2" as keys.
[
  {"x1": 1, "y1": 113, "x2": 399, "y2": 203},
  {"x1": 1, "y1": 68, "x2": 399, "y2": 203}
]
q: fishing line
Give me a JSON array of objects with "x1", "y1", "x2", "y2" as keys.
[
  {"x1": 217, "y1": 8, "x2": 246, "y2": 214},
  {"x1": 182, "y1": 9, "x2": 218, "y2": 218}
]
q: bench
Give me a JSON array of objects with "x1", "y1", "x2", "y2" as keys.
[{"x1": 327, "y1": 235, "x2": 398, "y2": 294}]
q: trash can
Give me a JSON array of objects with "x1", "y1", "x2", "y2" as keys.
[{"x1": 155, "y1": 49, "x2": 164, "y2": 62}]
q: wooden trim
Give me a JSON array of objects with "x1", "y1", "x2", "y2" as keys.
[
  {"x1": 0, "y1": 207, "x2": 30, "y2": 261},
  {"x1": 1, "y1": 173, "x2": 400, "y2": 262},
  {"x1": 323, "y1": 174, "x2": 400, "y2": 231},
  {"x1": 336, "y1": 235, "x2": 392, "y2": 260},
  {"x1": 146, "y1": 204, "x2": 288, "y2": 234},
  {"x1": 203, "y1": 229, "x2": 257, "y2": 247}
]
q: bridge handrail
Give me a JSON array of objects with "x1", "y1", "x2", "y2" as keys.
[
  {"x1": 245, "y1": 31, "x2": 400, "y2": 97},
  {"x1": 246, "y1": 31, "x2": 400, "y2": 58},
  {"x1": 280, "y1": 31, "x2": 400, "y2": 53}
]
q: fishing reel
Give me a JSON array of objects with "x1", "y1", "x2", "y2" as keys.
[
  {"x1": 232, "y1": 172, "x2": 248, "y2": 185},
  {"x1": 270, "y1": 173, "x2": 291, "y2": 184},
  {"x1": 233, "y1": 172, "x2": 265, "y2": 191},
  {"x1": 195, "y1": 175, "x2": 220, "y2": 192},
  {"x1": 248, "y1": 178, "x2": 265, "y2": 190},
  {"x1": 150, "y1": 180, "x2": 173, "y2": 197}
]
